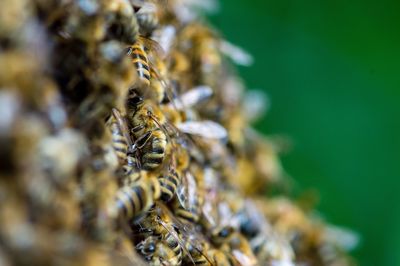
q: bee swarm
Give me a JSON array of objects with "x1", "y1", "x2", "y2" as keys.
[{"x1": 0, "y1": 0, "x2": 354, "y2": 265}]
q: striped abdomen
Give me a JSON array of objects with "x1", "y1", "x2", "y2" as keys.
[
  {"x1": 129, "y1": 42, "x2": 150, "y2": 87},
  {"x1": 158, "y1": 169, "x2": 180, "y2": 202},
  {"x1": 109, "y1": 117, "x2": 128, "y2": 165},
  {"x1": 122, "y1": 154, "x2": 141, "y2": 186},
  {"x1": 115, "y1": 181, "x2": 154, "y2": 219},
  {"x1": 141, "y1": 129, "x2": 167, "y2": 170},
  {"x1": 137, "y1": 11, "x2": 159, "y2": 36},
  {"x1": 162, "y1": 231, "x2": 183, "y2": 265},
  {"x1": 174, "y1": 200, "x2": 200, "y2": 223}
]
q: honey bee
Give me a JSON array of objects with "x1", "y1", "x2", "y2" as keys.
[
  {"x1": 107, "y1": 108, "x2": 133, "y2": 166},
  {"x1": 137, "y1": 236, "x2": 181, "y2": 266},
  {"x1": 150, "y1": 203, "x2": 214, "y2": 265},
  {"x1": 234, "y1": 199, "x2": 295, "y2": 264},
  {"x1": 137, "y1": 206, "x2": 184, "y2": 265},
  {"x1": 199, "y1": 186, "x2": 258, "y2": 266},
  {"x1": 126, "y1": 90, "x2": 168, "y2": 170},
  {"x1": 63, "y1": 0, "x2": 106, "y2": 44},
  {"x1": 103, "y1": 0, "x2": 139, "y2": 43},
  {"x1": 179, "y1": 23, "x2": 221, "y2": 87},
  {"x1": 136, "y1": 2, "x2": 160, "y2": 36}
]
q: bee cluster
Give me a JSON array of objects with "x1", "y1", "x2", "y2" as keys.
[{"x1": 0, "y1": 0, "x2": 355, "y2": 265}]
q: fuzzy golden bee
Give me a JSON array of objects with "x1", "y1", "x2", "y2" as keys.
[{"x1": 126, "y1": 91, "x2": 168, "y2": 171}]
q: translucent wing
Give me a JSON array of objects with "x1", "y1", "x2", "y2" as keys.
[
  {"x1": 139, "y1": 36, "x2": 166, "y2": 59},
  {"x1": 232, "y1": 250, "x2": 258, "y2": 266},
  {"x1": 112, "y1": 108, "x2": 133, "y2": 148},
  {"x1": 172, "y1": 85, "x2": 213, "y2": 110},
  {"x1": 219, "y1": 40, "x2": 254, "y2": 66},
  {"x1": 176, "y1": 173, "x2": 188, "y2": 210},
  {"x1": 177, "y1": 120, "x2": 227, "y2": 140},
  {"x1": 153, "y1": 203, "x2": 196, "y2": 264},
  {"x1": 243, "y1": 90, "x2": 269, "y2": 122},
  {"x1": 152, "y1": 25, "x2": 176, "y2": 54},
  {"x1": 323, "y1": 225, "x2": 360, "y2": 251}
]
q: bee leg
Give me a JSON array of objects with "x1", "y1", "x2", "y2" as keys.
[
  {"x1": 135, "y1": 131, "x2": 153, "y2": 149},
  {"x1": 131, "y1": 124, "x2": 145, "y2": 133}
]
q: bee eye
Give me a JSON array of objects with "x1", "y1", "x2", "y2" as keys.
[
  {"x1": 218, "y1": 227, "x2": 232, "y2": 238},
  {"x1": 127, "y1": 95, "x2": 143, "y2": 106},
  {"x1": 145, "y1": 243, "x2": 156, "y2": 253}
]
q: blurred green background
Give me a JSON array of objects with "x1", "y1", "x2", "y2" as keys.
[{"x1": 209, "y1": 0, "x2": 400, "y2": 265}]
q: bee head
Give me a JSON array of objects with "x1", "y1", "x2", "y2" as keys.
[{"x1": 127, "y1": 89, "x2": 144, "y2": 109}]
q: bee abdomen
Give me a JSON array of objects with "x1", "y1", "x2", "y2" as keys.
[
  {"x1": 109, "y1": 121, "x2": 128, "y2": 164},
  {"x1": 129, "y1": 43, "x2": 150, "y2": 87},
  {"x1": 159, "y1": 170, "x2": 180, "y2": 202},
  {"x1": 137, "y1": 12, "x2": 158, "y2": 36},
  {"x1": 165, "y1": 234, "x2": 183, "y2": 264},
  {"x1": 115, "y1": 182, "x2": 152, "y2": 219},
  {"x1": 149, "y1": 177, "x2": 161, "y2": 201},
  {"x1": 122, "y1": 154, "x2": 140, "y2": 176},
  {"x1": 175, "y1": 206, "x2": 200, "y2": 223},
  {"x1": 142, "y1": 135, "x2": 166, "y2": 170}
]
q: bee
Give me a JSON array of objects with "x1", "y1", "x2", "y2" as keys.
[
  {"x1": 138, "y1": 206, "x2": 184, "y2": 265},
  {"x1": 126, "y1": 91, "x2": 168, "y2": 170},
  {"x1": 113, "y1": 176, "x2": 161, "y2": 220},
  {"x1": 178, "y1": 225, "x2": 216, "y2": 266},
  {"x1": 62, "y1": 0, "x2": 106, "y2": 44},
  {"x1": 151, "y1": 203, "x2": 215, "y2": 265},
  {"x1": 209, "y1": 226, "x2": 257, "y2": 266},
  {"x1": 103, "y1": 0, "x2": 139, "y2": 44},
  {"x1": 137, "y1": 236, "x2": 181, "y2": 265},
  {"x1": 199, "y1": 186, "x2": 258, "y2": 266},
  {"x1": 136, "y1": 2, "x2": 160, "y2": 36},
  {"x1": 178, "y1": 23, "x2": 221, "y2": 87},
  {"x1": 107, "y1": 108, "x2": 133, "y2": 166},
  {"x1": 234, "y1": 199, "x2": 295, "y2": 264}
]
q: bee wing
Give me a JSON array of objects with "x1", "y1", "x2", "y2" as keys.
[
  {"x1": 139, "y1": 36, "x2": 166, "y2": 59},
  {"x1": 185, "y1": 172, "x2": 198, "y2": 210},
  {"x1": 232, "y1": 250, "x2": 258, "y2": 266},
  {"x1": 111, "y1": 108, "x2": 133, "y2": 148},
  {"x1": 177, "y1": 120, "x2": 227, "y2": 140},
  {"x1": 323, "y1": 225, "x2": 360, "y2": 251},
  {"x1": 172, "y1": 86, "x2": 213, "y2": 110},
  {"x1": 219, "y1": 40, "x2": 254, "y2": 66},
  {"x1": 176, "y1": 171, "x2": 190, "y2": 210},
  {"x1": 243, "y1": 90, "x2": 269, "y2": 122},
  {"x1": 152, "y1": 25, "x2": 176, "y2": 54}
]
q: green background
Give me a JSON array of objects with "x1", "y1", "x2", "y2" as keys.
[{"x1": 209, "y1": 1, "x2": 400, "y2": 265}]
